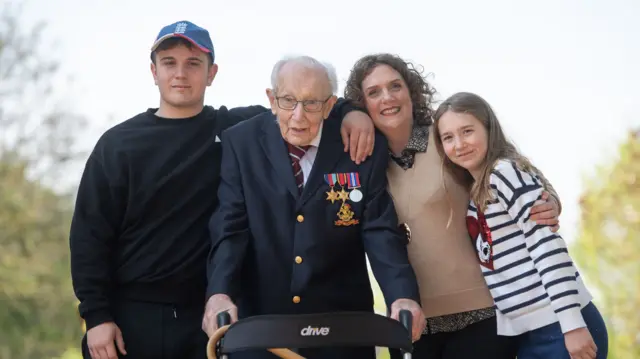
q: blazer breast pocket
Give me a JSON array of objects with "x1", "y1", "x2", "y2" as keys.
[{"x1": 323, "y1": 190, "x2": 364, "y2": 229}]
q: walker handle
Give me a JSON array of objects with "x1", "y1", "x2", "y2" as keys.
[
  {"x1": 399, "y1": 309, "x2": 412, "y2": 333},
  {"x1": 217, "y1": 311, "x2": 231, "y2": 328},
  {"x1": 216, "y1": 312, "x2": 231, "y2": 359},
  {"x1": 399, "y1": 310, "x2": 413, "y2": 357}
]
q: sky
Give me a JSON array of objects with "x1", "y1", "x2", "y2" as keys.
[{"x1": 15, "y1": 0, "x2": 640, "y2": 243}]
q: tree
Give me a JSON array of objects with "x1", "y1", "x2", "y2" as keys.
[
  {"x1": 0, "y1": 159, "x2": 82, "y2": 359},
  {"x1": 572, "y1": 129, "x2": 640, "y2": 359},
  {"x1": 0, "y1": 1, "x2": 86, "y2": 358},
  {"x1": 0, "y1": 1, "x2": 85, "y2": 188}
]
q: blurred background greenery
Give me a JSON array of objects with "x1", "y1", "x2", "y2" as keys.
[{"x1": 1, "y1": 2, "x2": 638, "y2": 359}]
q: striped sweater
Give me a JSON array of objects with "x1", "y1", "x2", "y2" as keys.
[{"x1": 466, "y1": 159, "x2": 592, "y2": 336}]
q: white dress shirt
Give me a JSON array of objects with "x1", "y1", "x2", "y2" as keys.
[{"x1": 299, "y1": 121, "x2": 323, "y2": 185}]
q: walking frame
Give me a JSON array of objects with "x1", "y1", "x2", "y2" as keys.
[{"x1": 207, "y1": 310, "x2": 414, "y2": 359}]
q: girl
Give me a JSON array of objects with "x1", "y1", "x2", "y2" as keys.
[{"x1": 433, "y1": 91, "x2": 609, "y2": 359}]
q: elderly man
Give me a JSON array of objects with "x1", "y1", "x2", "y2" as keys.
[{"x1": 202, "y1": 55, "x2": 425, "y2": 358}]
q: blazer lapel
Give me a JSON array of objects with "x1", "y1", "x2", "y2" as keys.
[
  {"x1": 260, "y1": 115, "x2": 300, "y2": 199},
  {"x1": 300, "y1": 118, "x2": 343, "y2": 206}
]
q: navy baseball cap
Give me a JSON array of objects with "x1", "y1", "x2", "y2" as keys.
[{"x1": 150, "y1": 21, "x2": 215, "y2": 63}]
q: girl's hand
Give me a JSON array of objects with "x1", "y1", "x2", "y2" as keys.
[{"x1": 564, "y1": 327, "x2": 597, "y2": 359}]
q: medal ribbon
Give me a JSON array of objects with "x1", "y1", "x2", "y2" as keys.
[
  {"x1": 324, "y1": 174, "x2": 337, "y2": 186},
  {"x1": 337, "y1": 173, "x2": 347, "y2": 187},
  {"x1": 347, "y1": 172, "x2": 360, "y2": 189}
]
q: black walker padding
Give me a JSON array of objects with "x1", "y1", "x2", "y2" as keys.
[{"x1": 219, "y1": 311, "x2": 412, "y2": 353}]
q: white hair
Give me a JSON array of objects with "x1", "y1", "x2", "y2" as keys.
[{"x1": 270, "y1": 55, "x2": 338, "y2": 95}]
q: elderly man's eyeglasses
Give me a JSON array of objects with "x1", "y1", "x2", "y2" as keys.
[{"x1": 275, "y1": 95, "x2": 332, "y2": 113}]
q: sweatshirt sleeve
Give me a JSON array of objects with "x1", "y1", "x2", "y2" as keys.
[
  {"x1": 69, "y1": 147, "x2": 126, "y2": 330},
  {"x1": 228, "y1": 105, "x2": 270, "y2": 125},
  {"x1": 490, "y1": 162, "x2": 586, "y2": 334},
  {"x1": 331, "y1": 97, "x2": 365, "y2": 120}
]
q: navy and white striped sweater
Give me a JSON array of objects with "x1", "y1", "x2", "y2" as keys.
[{"x1": 466, "y1": 160, "x2": 592, "y2": 336}]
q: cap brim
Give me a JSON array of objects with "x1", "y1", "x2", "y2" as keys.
[{"x1": 150, "y1": 33, "x2": 211, "y2": 54}]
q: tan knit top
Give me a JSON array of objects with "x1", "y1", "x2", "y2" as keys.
[{"x1": 386, "y1": 129, "x2": 495, "y2": 319}]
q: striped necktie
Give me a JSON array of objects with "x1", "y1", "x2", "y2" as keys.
[{"x1": 287, "y1": 143, "x2": 311, "y2": 193}]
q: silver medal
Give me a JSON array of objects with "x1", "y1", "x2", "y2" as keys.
[{"x1": 349, "y1": 188, "x2": 363, "y2": 202}]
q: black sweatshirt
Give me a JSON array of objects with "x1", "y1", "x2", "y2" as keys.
[{"x1": 70, "y1": 101, "x2": 355, "y2": 330}]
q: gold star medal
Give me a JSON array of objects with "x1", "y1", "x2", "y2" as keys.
[
  {"x1": 337, "y1": 188, "x2": 350, "y2": 201},
  {"x1": 324, "y1": 174, "x2": 338, "y2": 204}
]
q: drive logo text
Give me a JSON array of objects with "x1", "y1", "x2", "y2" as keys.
[{"x1": 300, "y1": 326, "x2": 330, "y2": 336}]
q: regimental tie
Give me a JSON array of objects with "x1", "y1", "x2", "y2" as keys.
[{"x1": 287, "y1": 143, "x2": 311, "y2": 193}]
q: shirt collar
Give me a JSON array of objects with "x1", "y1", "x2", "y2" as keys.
[{"x1": 389, "y1": 124, "x2": 429, "y2": 170}]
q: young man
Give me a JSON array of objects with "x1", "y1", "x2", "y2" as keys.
[{"x1": 69, "y1": 21, "x2": 375, "y2": 359}]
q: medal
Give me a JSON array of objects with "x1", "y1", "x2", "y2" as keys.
[
  {"x1": 349, "y1": 189, "x2": 363, "y2": 202},
  {"x1": 324, "y1": 174, "x2": 339, "y2": 203},
  {"x1": 337, "y1": 188, "x2": 350, "y2": 201},
  {"x1": 325, "y1": 172, "x2": 362, "y2": 227},
  {"x1": 336, "y1": 173, "x2": 349, "y2": 201},
  {"x1": 335, "y1": 202, "x2": 359, "y2": 226},
  {"x1": 347, "y1": 172, "x2": 362, "y2": 203}
]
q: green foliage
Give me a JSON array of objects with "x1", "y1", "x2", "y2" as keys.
[
  {"x1": 0, "y1": 1, "x2": 86, "y2": 189},
  {"x1": 55, "y1": 348, "x2": 83, "y2": 359},
  {"x1": 573, "y1": 129, "x2": 640, "y2": 359},
  {"x1": 0, "y1": 2, "x2": 85, "y2": 358},
  {"x1": 369, "y1": 266, "x2": 391, "y2": 358},
  {"x1": 0, "y1": 157, "x2": 82, "y2": 359}
]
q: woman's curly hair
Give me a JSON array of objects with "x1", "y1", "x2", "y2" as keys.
[{"x1": 344, "y1": 53, "x2": 437, "y2": 126}]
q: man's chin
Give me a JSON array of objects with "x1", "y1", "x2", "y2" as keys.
[
  {"x1": 163, "y1": 95, "x2": 200, "y2": 107},
  {"x1": 286, "y1": 134, "x2": 312, "y2": 146}
]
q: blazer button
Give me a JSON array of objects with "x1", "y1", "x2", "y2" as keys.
[
  {"x1": 295, "y1": 256, "x2": 303, "y2": 264},
  {"x1": 296, "y1": 215, "x2": 304, "y2": 223},
  {"x1": 292, "y1": 296, "x2": 301, "y2": 304}
]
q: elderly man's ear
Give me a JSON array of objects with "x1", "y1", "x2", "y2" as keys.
[
  {"x1": 322, "y1": 95, "x2": 339, "y2": 119},
  {"x1": 265, "y1": 88, "x2": 277, "y2": 115}
]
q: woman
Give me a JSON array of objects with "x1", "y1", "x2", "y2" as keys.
[
  {"x1": 432, "y1": 91, "x2": 608, "y2": 359},
  {"x1": 344, "y1": 54, "x2": 562, "y2": 359}
]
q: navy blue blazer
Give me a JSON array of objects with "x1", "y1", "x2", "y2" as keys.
[{"x1": 206, "y1": 111, "x2": 420, "y2": 318}]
